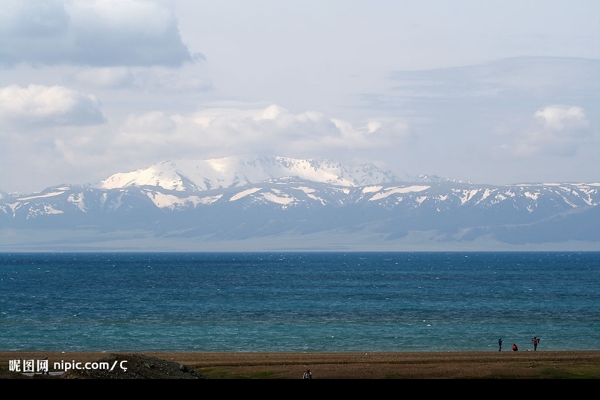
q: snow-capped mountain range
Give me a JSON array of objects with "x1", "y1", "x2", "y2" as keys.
[
  {"x1": 97, "y1": 155, "x2": 406, "y2": 191},
  {"x1": 1, "y1": 155, "x2": 599, "y2": 250}
]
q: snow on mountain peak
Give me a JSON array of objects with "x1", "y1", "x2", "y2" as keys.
[{"x1": 98, "y1": 155, "x2": 400, "y2": 192}]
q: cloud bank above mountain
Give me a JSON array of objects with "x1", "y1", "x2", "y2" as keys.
[{"x1": 33, "y1": 105, "x2": 413, "y2": 186}]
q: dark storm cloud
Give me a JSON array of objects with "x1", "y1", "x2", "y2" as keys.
[{"x1": 0, "y1": 0, "x2": 195, "y2": 68}]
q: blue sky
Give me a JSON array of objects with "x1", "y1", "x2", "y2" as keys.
[{"x1": 1, "y1": 0, "x2": 598, "y2": 192}]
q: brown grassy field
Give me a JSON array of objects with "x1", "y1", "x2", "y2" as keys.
[{"x1": 1, "y1": 350, "x2": 599, "y2": 379}]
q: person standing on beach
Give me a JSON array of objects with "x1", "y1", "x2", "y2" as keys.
[
  {"x1": 498, "y1": 338, "x2": 502, "y2": 351},
  {"x1": 532, "y1": 337, "x2": 540, "y2": 351}
]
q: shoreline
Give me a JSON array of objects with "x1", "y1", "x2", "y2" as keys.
[{"x1": 2, "y1": 350, "x2": 599, "y2": 379}]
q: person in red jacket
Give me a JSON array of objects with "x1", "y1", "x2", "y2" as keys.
[
  {"x1": 532, "y1": 337, "x2": 540, "y2": 351},
  {"x1": 512, "y1": 343, "x2": 518, "y2": 351}
]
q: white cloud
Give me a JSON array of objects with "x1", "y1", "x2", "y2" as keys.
[
  {"x1": 0, "y1": 0, "x2": 194, "y2": 67},
  {"x1": 44, "y1": 105, "x2": 412, "y2": 175},
  {"x1": 0, "y1": 84, "x2": 106, "y2": 129},
  {"x1": 534, "y1": 106, "x2": 589, "y2": 132},
  {"x1": 0, "y1": 104, "x2": 413, "y2": 192},
  {"x1": 501, "y1": 105, "x2": 592, "y2": 157}
]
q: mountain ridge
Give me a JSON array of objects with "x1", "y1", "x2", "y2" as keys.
[
  {"x1": 97, "y1": 155, "x2": 412, "y2": 192},
  {"x1": 1, "y1": 155, "x2": 599, "y2": 250}
]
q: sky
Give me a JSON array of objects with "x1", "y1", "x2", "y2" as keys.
[{"x1": 0, "y1": 0, "x2": 599, "y2": 193}]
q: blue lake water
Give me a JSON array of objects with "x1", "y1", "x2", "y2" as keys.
[{"x1": 1, "y1": 252, "x2": 598, "y2": 352}]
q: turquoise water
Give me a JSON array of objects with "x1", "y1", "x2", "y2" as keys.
[{"x1": 1, "y1": 252, "x2": 598, "y2": 352}]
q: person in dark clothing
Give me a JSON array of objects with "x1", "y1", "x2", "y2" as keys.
[
  {"x1": 532, "y1": 337, "x2": 540, "y2": 351},
  {"x1": 498, "y1": 338, "x2": 503, "y2": 351}
]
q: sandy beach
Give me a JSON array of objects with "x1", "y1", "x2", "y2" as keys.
[{"x1": 1, "y1": 350, "x2": 599, "y2": 379}]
